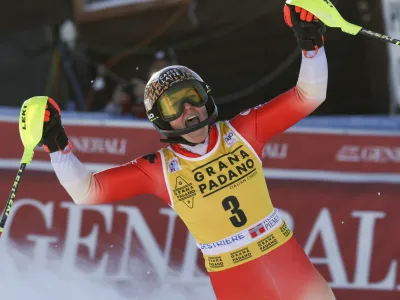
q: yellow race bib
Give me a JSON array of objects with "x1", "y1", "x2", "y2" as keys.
[{"x1": 159, "y1": 121, "x2": 292, "y2": 271}]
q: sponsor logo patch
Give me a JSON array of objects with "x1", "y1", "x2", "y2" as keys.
[
  {"x1": 230, "y1": 247, "x2": 252, "y2": 264},
  {"x1": 168, "y1": 157, "x2": 181, "y2": 173},
  {"x1": 248, "y1": 223, "x2": 266, "y2": 238},
  {"x1": 173, "y1": 176, "x2": 196, "y2": 208},
  {"x1": 224, "y1": 130, "x2": 238, "y2": 147}
]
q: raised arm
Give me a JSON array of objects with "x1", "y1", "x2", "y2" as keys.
[{"x1": 229, "y1": 5, "x2": 328, "y2": 152}]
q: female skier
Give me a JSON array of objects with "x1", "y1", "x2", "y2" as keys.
[{"x1": 41, "y1": 4, "x2": 335, "y2": 299}]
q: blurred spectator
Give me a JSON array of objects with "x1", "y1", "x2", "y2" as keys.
[
  {"x1": 148, "y1": 50, "x2": 171, "y2": 78},
  {"x1": 104, "y1": 78, "x2": 146, "y2": 117},
  {"x1": 104, "y1": 50, "x2": 172, "y2": 118}
]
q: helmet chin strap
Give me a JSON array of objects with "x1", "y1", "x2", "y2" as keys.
[
  {"x1": 158, "y1": 110, "x2": 216, "y2": 137},
  {"x1": 160, "y1": 136, "x2": 198, "y2": 146},
  {"x1": 159, "y1": 125, "x2": 212, "y2": 146}
]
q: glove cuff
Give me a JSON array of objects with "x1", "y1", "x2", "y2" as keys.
[
  {"x1": 293, "y1": 24, "x2": 325, "y2": 52},
  {"x1": 297, "y1": 36, "x2": 324, "y2": 52},
  {"x1": 44, "y1": 131, "x2": 72, "y2": 153}
]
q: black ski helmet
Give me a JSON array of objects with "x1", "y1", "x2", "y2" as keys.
[{"x1": 144, "y1": 65, "x2": 218, "y2": 144}]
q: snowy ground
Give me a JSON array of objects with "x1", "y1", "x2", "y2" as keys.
[{"x1": 0, "y1": 242, "x2": 216, "y2": 300}]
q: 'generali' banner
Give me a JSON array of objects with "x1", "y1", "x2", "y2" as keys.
[{"x1": 0, "y1": 118, "x2": 400, "y2": 299}]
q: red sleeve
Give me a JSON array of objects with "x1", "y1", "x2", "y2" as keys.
[
  {"x1": 229, "y1": 87, "x2": 319, "y2": 155},
  {"x1": 89, "y1": 152, "x2": 170, "y2": 205}
]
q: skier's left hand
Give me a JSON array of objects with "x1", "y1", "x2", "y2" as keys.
[
  {"x1": 284, "y1": 5, "x2": 326, "y2": 56},
  {"x1": 38, "y1": 98, "x2": 71, "y2": 153}
]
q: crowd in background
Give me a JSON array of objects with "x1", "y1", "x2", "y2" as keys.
[
  {"x1": 103, "y1": 50, "x2": 172, "y2": 119},
  {"x1": 0, "y1": 0, "x2": 396, "y2": 119}
]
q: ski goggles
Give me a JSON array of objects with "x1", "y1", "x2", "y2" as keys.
[{"x1": 157, "y1": 80, "x2": 209, "y2": 122}]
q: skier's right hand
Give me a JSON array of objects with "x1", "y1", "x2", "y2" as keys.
[{"x1": 38, "y1": 98, "x2": 72, "y2": 153}]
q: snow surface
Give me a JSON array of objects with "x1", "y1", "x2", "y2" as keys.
[{"x1": 0, "y1": 242, "x2": 216, "y2": 300}]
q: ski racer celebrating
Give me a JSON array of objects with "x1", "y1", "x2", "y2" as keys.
[{"x1": 42, "y1": 5, "x2": 335, "y2": 300}]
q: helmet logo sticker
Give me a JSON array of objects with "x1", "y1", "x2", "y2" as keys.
[
  {"x1": 157, "y1": 68, "x2": 185, "y2": 86},
  {"x1": 145, "y1": 66, "x2": 202, "y2": 106}
]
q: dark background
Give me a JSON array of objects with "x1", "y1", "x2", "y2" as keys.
[{"x1": 0, "y1": 0, "x2": 392, "y2": 120}]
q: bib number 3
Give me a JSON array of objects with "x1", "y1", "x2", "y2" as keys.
[{"x1": 222, "y1": 196, "x2": 248, "y2": 227}]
